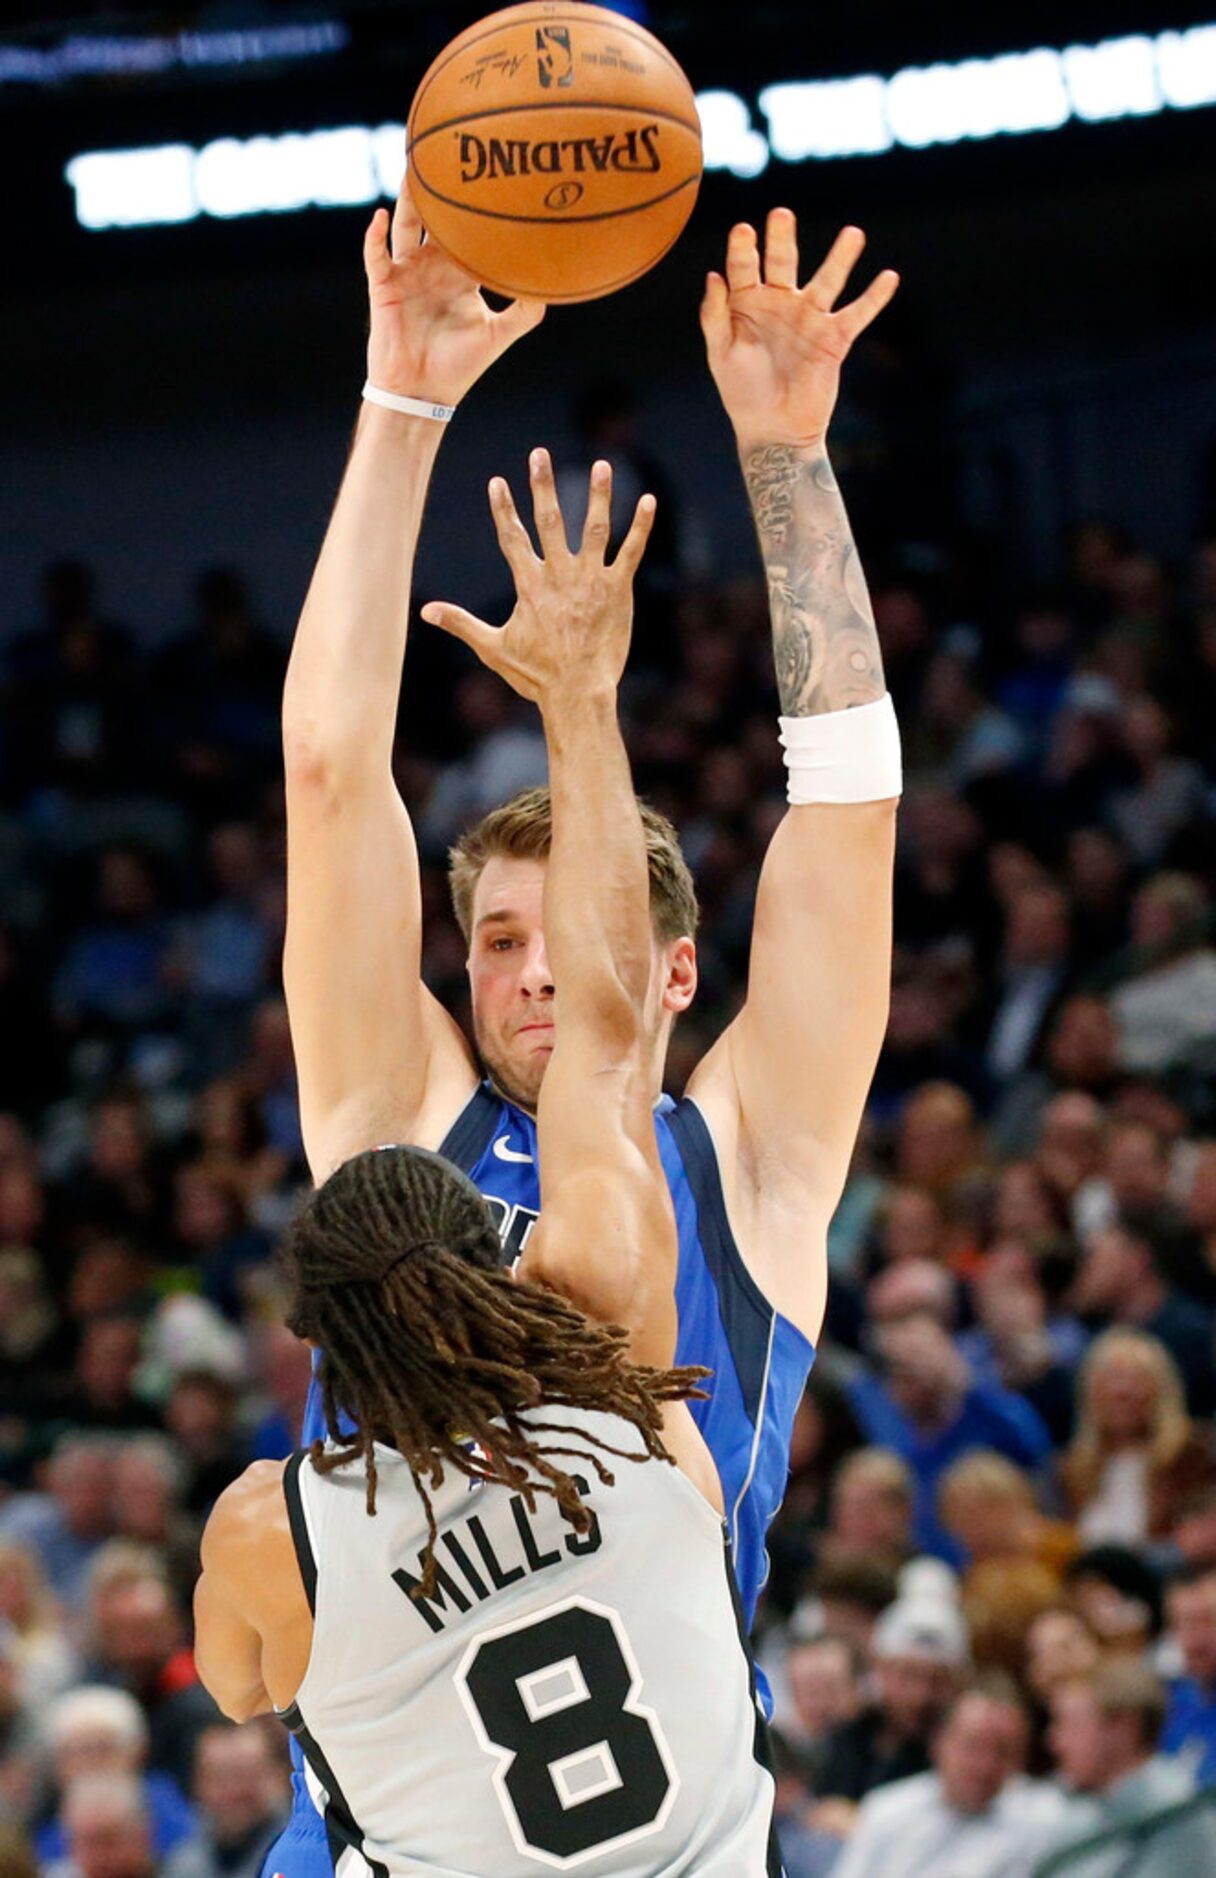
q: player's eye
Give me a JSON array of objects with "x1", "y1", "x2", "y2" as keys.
[{"x1": 489, "y1": 936, "x2": 517, "y2": 952}]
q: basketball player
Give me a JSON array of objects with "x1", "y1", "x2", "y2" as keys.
[
  {"x1": 195, "y1": 502, "x2": 783, "y2": 1873},
  {"x1": 266, "y1": 189, "x2": 898, "y2": 1877}
]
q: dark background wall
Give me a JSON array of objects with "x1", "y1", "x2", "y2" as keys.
[{"x1": 2, "y1": 0, "x2": 1215, "y2": 640}]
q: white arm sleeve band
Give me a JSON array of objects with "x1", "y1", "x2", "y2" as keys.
[{"x1": 778, "y1": 693, "x2": 902, "y2": 804}]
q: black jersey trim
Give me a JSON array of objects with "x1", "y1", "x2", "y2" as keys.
[
  {"x1": 281, "y1": 1703, "x2": 390, "y2": 1878},
  {"x1": 283, "y1": 1451, "x2": 318, "y2": 1617},
  {"x1": 718, "y1": 1525, "x2": 785, "y2": 1877},
  {"x1": 438, "y1": 1082, "x2": 504, "y2": 1179},
  {"x1": 665, "y1": 1098, "x2": 777, "y2": 1428}
]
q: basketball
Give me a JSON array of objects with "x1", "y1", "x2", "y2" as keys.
[{"x1": 406, "y1": 2, "x2": 702, "y2": 303}]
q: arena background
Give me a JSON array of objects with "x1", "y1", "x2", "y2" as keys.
[{"x1": 4, "y1": 3, "x2": 1216, "y2": 1876}]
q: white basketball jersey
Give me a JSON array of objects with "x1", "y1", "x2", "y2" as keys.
[{"x1": 280, "y1": 1408, "x2": 779, "y2": 1876}]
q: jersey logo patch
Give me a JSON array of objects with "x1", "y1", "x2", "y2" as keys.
[{"x1": 492, "y1": 1134, "x2": 534, "y2": 1164}]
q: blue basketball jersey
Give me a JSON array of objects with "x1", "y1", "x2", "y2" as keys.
[{"x1": 299, "y1": 1084, "x2": 814, "y2": 1625}]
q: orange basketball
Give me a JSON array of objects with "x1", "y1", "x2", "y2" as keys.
[{"x1": 406, "y1": 2, "x2": 702, "y2": 303}]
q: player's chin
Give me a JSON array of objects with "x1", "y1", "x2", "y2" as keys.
[{"x1": 482, "y1": 1040, "x2": 547, "y2": 1113}]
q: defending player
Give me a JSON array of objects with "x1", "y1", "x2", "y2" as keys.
[{"x1": 195, "y1": 483, "x2": 783, "y2": 1873}]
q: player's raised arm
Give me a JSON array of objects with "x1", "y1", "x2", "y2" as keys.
[
  {"x1": 422, "y1": 451, "x2": 677, "y2": 1368},
  {"x1": 282, "y1": 187, "x2": 543, "y2": 1181},
  {"x1": 691, "y1": 212, "x2": 902, "y2": 1339}
]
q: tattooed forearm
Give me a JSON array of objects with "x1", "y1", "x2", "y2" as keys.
[{"x1": 742, "y1": 442, "x2": 885, "y2": 716}]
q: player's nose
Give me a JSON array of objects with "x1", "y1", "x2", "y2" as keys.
[{"x1": 519, "y1": 935, "x2": 554, "y2": 996}]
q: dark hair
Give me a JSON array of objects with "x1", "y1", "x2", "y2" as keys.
[
  {"x1": 448, "y1": 786, "x2": 698, "y2": 946},
  {"x1": 1064, "y1": 1544, "x2": 1165, "y2": 1637},
  {"x1": 808, "y1": 1554, "x2": 901, "y2": 1616},
  {"x1": 284, "y1": 1146, "x2": 707, "y2": 1596}
]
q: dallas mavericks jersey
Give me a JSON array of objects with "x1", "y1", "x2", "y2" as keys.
[
  {"x1": 300, "y1": 1087, "x2": 815, "y2": 1626},
  {"x1": 280, "y1": 1411, "x2": 780, "y2": 1876}
]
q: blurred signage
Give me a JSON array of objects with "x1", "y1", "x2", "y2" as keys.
[
  {"x1": 64, "y1": 22, "x2": 1216, "y2": 226},
  {"x1": 3, "y1": 21, "x2": 347, "y2": 87}
]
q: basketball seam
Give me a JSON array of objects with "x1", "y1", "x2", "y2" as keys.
[
  {"x1": 468, "y1": 212, "x2": 689, "y2": 301},
  {"x1": 408, "y1": 97, "x2": 702, "y2": 152},
  {"x1": 409, "y1": 6, "x2": 689, "y2": 120},
  {"x1": 407, "y1": 165, "x2": 700, "y2": 227}
]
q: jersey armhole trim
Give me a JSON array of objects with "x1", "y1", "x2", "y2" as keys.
[
  {"x1": 670, "y1": 1096, "x2": 815, "y2": 1362},
  {"x1": 438, "y1": 1081, "x2": 503, "y2": 1173},
  {"x1": 283, "y1": 1451, "x2": 318, "y2": 1616}
]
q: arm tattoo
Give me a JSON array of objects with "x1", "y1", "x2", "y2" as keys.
[{"x1": 742, "y1": 443, "x2": 886, "y2": 716}]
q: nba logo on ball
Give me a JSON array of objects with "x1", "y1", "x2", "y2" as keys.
[{"x1": 407, "y1": 2, "x2": 703, "y2": 303}]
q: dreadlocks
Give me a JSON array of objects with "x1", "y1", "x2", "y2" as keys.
[{"x1": 284, "y1": 1145, "x2": 708, "y2": 1597}]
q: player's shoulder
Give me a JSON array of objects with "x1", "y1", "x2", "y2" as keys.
[{"x1": 202, "y1": 1458, "x2": 290, "y2": 1566}]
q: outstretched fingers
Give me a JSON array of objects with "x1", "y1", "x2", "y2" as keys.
[
  {"x1": 418, "y1": 600, "x2": 499, "y2": 664},
  {"x1": 528, "y1": 447, "x2": 570, "y2": 560},
  {"x1": 699, "y1": 270, "x2": 731, "y2": 364},
  {"x1": 580, "y1": 460, "x2": 613, "y2": 559},
  {"x1": 391, "y1": 185, "x2": 424, "y2": 260},
  {"x1": 611, "y1": 493, "x2": 657, "y2": 580},
  {"x1": 724, "y1": 222, "x2": 761, "y2": 293},
  {"x1": 763, "y1": 206, "x2": 799, "y2": 289},
  {"x1": 804, "y1": 225, "x2": 867, "y2": 311},
  {"x1": 838, "y1": 267, "x2": 900, "y2": 340},
  {"x1": 487, "y1": 475, "x2": 540, "y2": 583},
  {"x1": 363, "y1": 207, "x2": 393, "y2": 287}
]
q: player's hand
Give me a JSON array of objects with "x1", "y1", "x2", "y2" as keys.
[
  {"x1": 700, "y1": 210, "x2": 899, "y2": 451},
  {"x1": 420, "y1": 450, "x2": 655, "y2": 706},
  {"x1": 364, "y1": 186, "x2": 545, "y2": 406}
]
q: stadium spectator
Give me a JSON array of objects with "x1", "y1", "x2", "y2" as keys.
[
  {"x1": 821, "y1": 1449, "x2": 916, "y2": 1572},
  {"x1": 86, "y1": 1567, "x2": 219, "y2": 1790},
  {"x1": 52, "y1": 848, "x2": 177, "y2": 1055},
  {"x1": 110, "y1": 1439, "x2": 200, "y2": 1607},
  {"x1": 0, "y1": 1623, "x2": 40, "y2": 1828},
  {"x1": 0, "y1": 1436, "x2": 117, "y2": 1606},
  {"x1": 981, "y1": 881, "x2": 1075, "y2": 1083},
  {"x1": 939, "y1": 1451, "x2": 1078, "y2": 1668},
  {"x1": 1062, "y1": 1330, "x2": 1216, "y2": 1545},
  {"x1": 53, "y1": 1772, "x2": 161, "y2": 1878},
  {"x1": 161, "y1": 1725, "x2": 287, "y2": 1878},
  {"x1": 35, "y1": 1688, "x2": 196, "y2": 1864},
  {"x1": 848, "y1": 1312, "x2": 1053, "y2": 1557},
  {"x1": 1024, "y1": 1608, "x2": 1101, "y2": 1709},
  {"x1": 956, "y1": 1241, "x2": 1080, "y2": 1444},
  {"x1": 0, "y1": 1541, "x2": 77, "y2": 1708},
  {"x1": 1063, "y1": 1545, "x2": 1164, "y2": 1660},
  {"x1": 63, "y1": 1317, "x2": 161, "y2": 1435},
  {"x1": 1068, "y1": 1225, "x2": 1216, "y2": 1416},
  {"x1": 1044, "y1": 1660, "x2": 1216, "y2": 1875},
  {"x1": 1110, "y1": 875, "x2": 1216, "y2": 1075},
  {"x1": 815, "y1": 1594, "x2": 968, "y2": 1806},
  {"x1": 1161, "y1": 1562, "x2": 1216, "y2": 1783},
  {"x1": 830, "y1": 1681, "x2": 1064, "y2": 1878}
]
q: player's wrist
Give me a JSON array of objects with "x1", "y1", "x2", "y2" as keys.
[
  {"x1": 734, "y1": 428, "x2": 825, "y2": 459},
  {"x1": 538, "y1": 680, "x2": 619, "y2": 734},
  {"x1": 362, "y1": 380, "x2": 456, "y2": 423}
]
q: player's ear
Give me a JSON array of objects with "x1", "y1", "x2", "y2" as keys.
[{"x1": 661, "y1": 936, "x2": 697, "y2": 1016}]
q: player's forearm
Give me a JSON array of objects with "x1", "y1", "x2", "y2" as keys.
[
  {"x1": 541, "y1": 686, "x2": 650, "y2": 1044},
  {"x1": 741, "y1": 442, "x2": 885, "y2": 717},
  {"x1": 283, "y1": 404, "x2": 443, "y2": 779}
]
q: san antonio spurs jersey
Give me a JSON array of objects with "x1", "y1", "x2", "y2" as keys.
[{"x1": 280, "y1": 1409, "x2": 781, "y2": 1876}]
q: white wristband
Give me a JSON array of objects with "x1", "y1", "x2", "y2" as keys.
[
  {"x1": 779, "y1": 694, "x2": 902, "y2": 804},
  {"x1": 362, "y1": 379, "x2": 456, "y2": 423}
]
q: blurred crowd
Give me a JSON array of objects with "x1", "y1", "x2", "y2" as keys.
[{"x1": 4, "y1": 419, "x2": 1216, "y2": 1878}]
